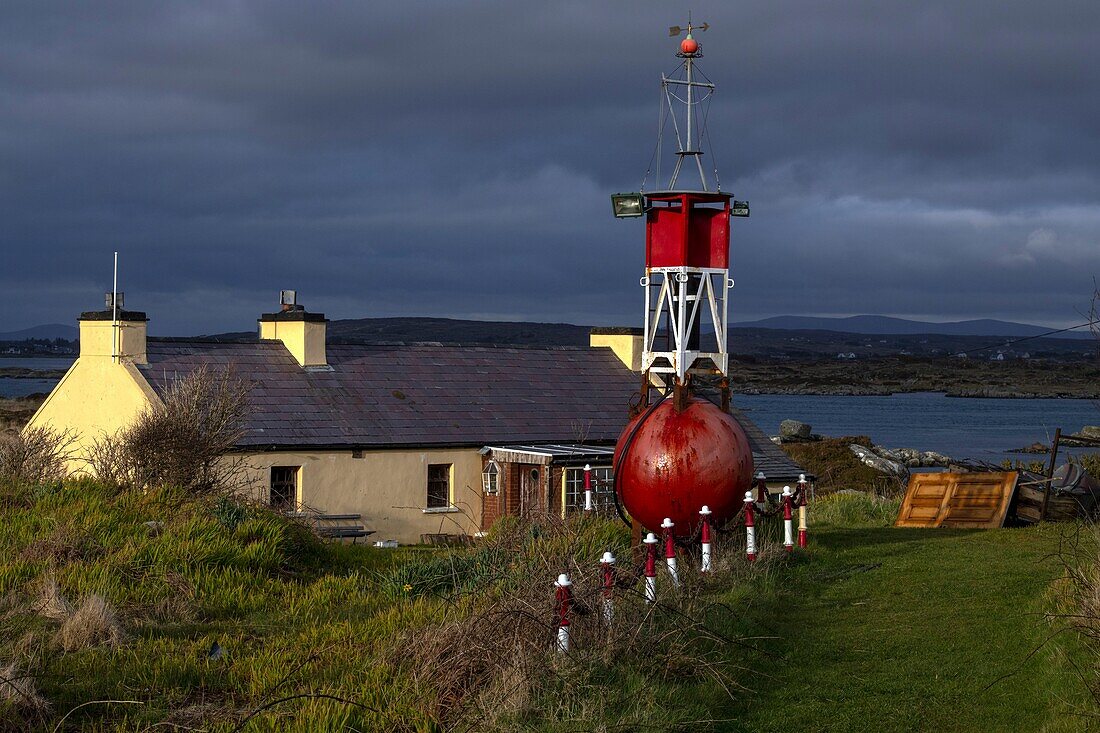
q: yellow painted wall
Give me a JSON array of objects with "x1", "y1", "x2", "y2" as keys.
[
  {"x1": 237, "y1": 448, "x2": 484, "y2": 544},
  {"x1": 78, "y1": 319, "x2": 148, "y2": 364},
  {"x1": 26, "y1": 358, "x2": 158, "y2": 473},
  {"x1": 258, "y1": 319, "x2": 326, "y2": 367},
  {"x1": 590, "y1": 332, "x2": 643, "y2": 372}
]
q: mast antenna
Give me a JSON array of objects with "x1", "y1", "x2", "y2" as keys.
[
  {"x1": 664, "y1": 17, "x2": 714, "y2": 191},
  {"x1": 112, "y1": 251, "x2": 119, "y2": 362}
]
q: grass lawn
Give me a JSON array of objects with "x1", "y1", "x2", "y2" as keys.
[
  {"x1": 721, "y1": 507, "x2": 1094, "y2": 732},
  {"x1": 0, "y1": 481, "x2": 1094, "y2": 731}
]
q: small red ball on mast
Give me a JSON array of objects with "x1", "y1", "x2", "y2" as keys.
[{"x1": 680, "y1": 35, "x2": 699, "y2": 55}]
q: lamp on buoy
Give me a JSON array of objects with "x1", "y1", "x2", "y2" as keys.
[{"x1": 612, "y1": 20, "x2": 754, "y2": 538}]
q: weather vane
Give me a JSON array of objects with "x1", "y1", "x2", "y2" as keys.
[{"x1": 661, "y1": 16, "x2": 713, "y2": 190}]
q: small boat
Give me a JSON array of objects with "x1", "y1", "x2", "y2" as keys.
[{"x1": 1014, "y1": 463, "x2": 1100, "y2": 522}]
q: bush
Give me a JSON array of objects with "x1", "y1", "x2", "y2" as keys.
[
  {"x1": 89, "y1": 367, "x2": 250, "y2": 494},
  {"x1": 781, "y1": 436, "x2": 903, "y2": 495},
  {"x1": 0, "y1": 426, "x2": 74, "y2": 486},
  {"x1": 1077, "y1": 453, "x2": 1100, "y2": 478}
]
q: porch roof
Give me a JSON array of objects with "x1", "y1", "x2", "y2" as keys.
[{"x1": 480, "y1": 443, "x2": 616, "y2": 466}]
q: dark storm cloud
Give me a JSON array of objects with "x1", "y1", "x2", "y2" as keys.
[{"x1": 2, "y1": 1, "x2": 1099, "y2": 334}]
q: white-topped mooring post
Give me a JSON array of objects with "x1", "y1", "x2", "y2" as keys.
[
  {"x1": 554, "y1": 573, "x2": 573, "y2": 653},
  {"x1": 744, "y1": 491, "x2": 757, "y2": 562},
  {"x1": 661, "y1": 517, "x2": 679, "y2": 587},
  {"x1": 643, "y1": 532, "x2": 659, "y2": 604},
  {"x1": 600, "y1": 551, "x2": 616, "y2": 625},
  {"x1": 583, "y1": 464, "x2": 593, "y2": 513},
  {"x1": 782, "y1": 486, "x2": 794, "y2": 552},
  {"x1": 699, "y1": 505, "x2": 713, "y2": 572},
  {"x1": 798, "y1": 473, "x2": 809, "y2": 549}
]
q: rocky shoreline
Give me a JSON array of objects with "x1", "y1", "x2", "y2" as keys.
[
  {"x1": 731, "y1": 358, "x2": 1100, "y2": 399},
  {"x1": 774, "y1": 420, "x2": 994, "y2": 483}
]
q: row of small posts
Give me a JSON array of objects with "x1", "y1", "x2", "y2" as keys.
[{"x1": 556, "y1": 472, "x2": 811, "y2": 652}]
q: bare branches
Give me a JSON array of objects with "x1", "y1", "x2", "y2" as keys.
[
  {"x1": 0, "y1": 426, "x2": 74, "y2": 485},
  {"x1": 87, "y1": 367, "x2": 250, "y2": 494}
]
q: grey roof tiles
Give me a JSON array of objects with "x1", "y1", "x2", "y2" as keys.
[{"x1": 138, "y1": 339, "x2": 807, "y2": 479}]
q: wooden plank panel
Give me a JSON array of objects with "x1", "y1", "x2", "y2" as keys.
[
  {"x1": 940, "y1": 473, "x2": 1016, "y2": 528},
  {"x1": 896, "y1": 472, "x2": 1018, "y2": 529},
  {"x1": 896, "y1": 474, "x2": 952, "y2": 527}
]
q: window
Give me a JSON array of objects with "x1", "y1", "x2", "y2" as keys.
[
  {"x1": 270, "y1": 466, "x2": 299, "y2": 511},
  {"x1": 565, "y1": 466, "x2": 614, "y2": 514},
  {"x1": 482, "y1": 461, "x2": 500, "y2": 494},
  {"x1": 427, "y1": 464, "x2": 452, "y2": 509}
]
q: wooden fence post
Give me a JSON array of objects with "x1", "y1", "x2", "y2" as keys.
[{"x1": 1040, "y1": 428, "x2": 1062, "y2": 522}]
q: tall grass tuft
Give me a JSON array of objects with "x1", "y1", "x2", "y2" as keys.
[
  {"x1": 810, "y1": 491, "x2": 901, "y2": 528},
  {"x1": 57, "y1": 594, "x2": 125, "y2": 652}
]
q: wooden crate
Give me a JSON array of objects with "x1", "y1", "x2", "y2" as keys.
[{"x1": 895, "y1": 472, "x2": 1018, "y2": 529}]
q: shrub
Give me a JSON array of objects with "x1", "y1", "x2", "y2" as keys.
[
  {"x1": 781, "y1": 436, "x2": 903, "y2": 495},
  {"x1": 90, "y1": 367, "x2": 250, "y2": 494},
  {"x1": 0, "y1": 426, "x2": 74, "y2": 486},
  {"x1": 1077, "y1": 453, "x2": 1100, "y2": 478}
]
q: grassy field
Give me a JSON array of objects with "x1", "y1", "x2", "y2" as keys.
[
  {"x1": 0, "y1": 481, "x2": 1094, "y2": 731},
  {"x1": 720, "y1": 497, "x2": 1094, "y2": 732}
]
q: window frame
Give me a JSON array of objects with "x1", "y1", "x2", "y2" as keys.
[
  {"x1": 270, "y1": 465, "x2": 300, "y2": 511},
  {"x1": 482, "y1": 461, "x2": 500, "y2": 495},
  {"x1": 426, "y1": 463, "x2": 453, "y2": 510},
  {"x1": 564, "y1": 465, "x2": 614, "y2": 514}
]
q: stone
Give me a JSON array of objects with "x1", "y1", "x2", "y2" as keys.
[
  {"x1": 1081, "y1": 426, "x2": 1100, "y2": 439},
  {"x1": 922, "y1": 451, "x2": 952, "y2": 466},
  {"x1": 779, "y1": 419, "x2": 813, "y2": 440},
  {"x1": 850, "y1": 444, "x2": 909, "y2": 478}
]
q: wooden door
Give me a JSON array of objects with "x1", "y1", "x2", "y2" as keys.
[
  {"x1": 519, "y1": 465, "x2": 546, "y2": 517},
  {"x1": 896, "y1": 472, "x2": 1018, "y2": 528}
]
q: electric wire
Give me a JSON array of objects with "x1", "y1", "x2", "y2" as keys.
[
  {"x1": 641, "y1": 84, "x2": 669, "y2": 192},
  {"x1": 953, "y1": 321, "x2": 1094, "y2": 356}
]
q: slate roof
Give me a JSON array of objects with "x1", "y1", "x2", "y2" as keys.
[{"x1": 138, "y1": 339, "x2": 806, "y2": 478}]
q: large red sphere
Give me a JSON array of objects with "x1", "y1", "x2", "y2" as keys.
[
  {"x1": 614, "y1": 398, "x2": 753, "y2": 537},
  {"x1": 680, "y1": 37, "x2": 699, "y2": 55}
]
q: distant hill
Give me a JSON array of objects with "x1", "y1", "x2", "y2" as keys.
[
  {"x1": 210, "y1": 317, "x2": 595, "y2": 347},
  {"x1": 200, "y1": 315, "x2": 1096, "y2": 361},
  {"x1": 733, "y1": 315, "x2": 1093, "y2": 340},
  {"x1": 0, "y1": 324, "x2": 78, "y2": 341}
]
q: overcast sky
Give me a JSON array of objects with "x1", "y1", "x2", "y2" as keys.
[{"x1": 3, "y1": 2, "x2": 1099, "y2": 334}]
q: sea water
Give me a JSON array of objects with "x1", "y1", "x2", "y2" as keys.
[{"x1": 735, "y1": 391, "x2": 1098, "y2": 464}]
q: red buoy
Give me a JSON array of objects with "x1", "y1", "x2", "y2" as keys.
[
  {"x1": 680, "y1": 36, "x2": 699, "y2": 55},
  {"x1": 614, "y1": 398, "x2": 753, "y2": 536}
]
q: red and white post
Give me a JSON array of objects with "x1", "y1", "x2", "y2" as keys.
[
  {"x1": 554, "y1": 573, "x2": 572, "y2": 653},
  {"x1": 643, "y1": 532, "x2": 659, "y2": 603},
  {"x1": 755, "y1": 471, "x2": 768, "y2": 503},
  {"x1": 583, "y1": 464, "x2": 593, "y2": 513},
  {"x1": 782, "y1": 486, "x2": 794, "y2": 553},
  {"x1": 600, "y1": 551, "x2": 616, "y2": 625},
  {"x1": 744, "y1": 491, "x2": 757, "y2": 562},
  {"x1": 661, "y1": 517, "x2": 679, "y2": 587},
  {"x1": 699, "y1": 505, "x2": 713, "y2": 572},
  {"x1": 798, "y1": 473, "x2": 809, "y2": 549}
]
